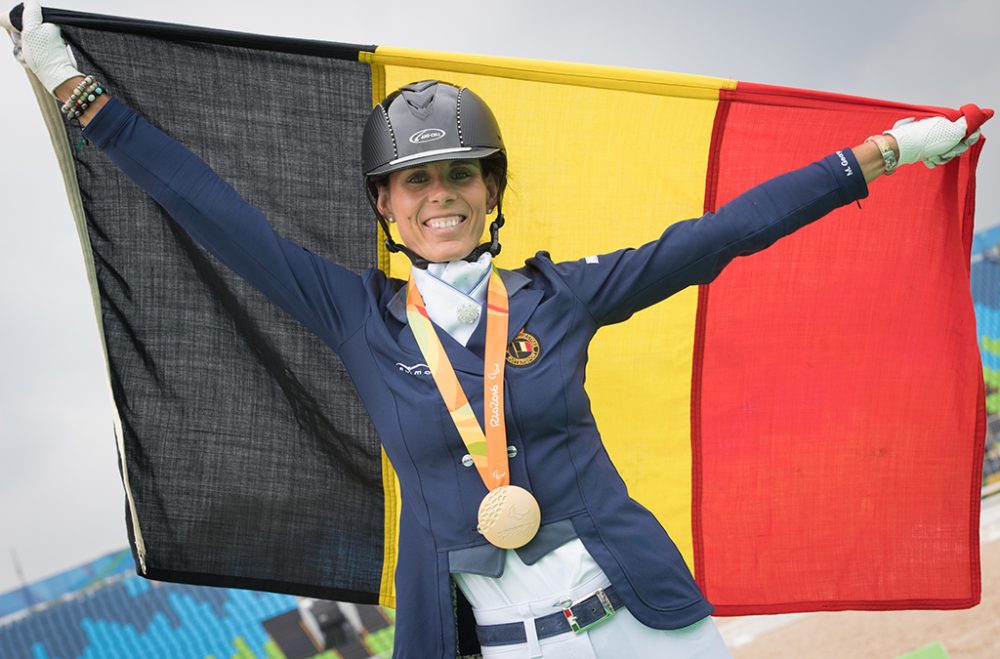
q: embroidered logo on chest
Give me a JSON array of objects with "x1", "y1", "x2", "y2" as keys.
[
  {"x1": 506, "y1": 330, "x2": 541, "y2": 367},
  {"x1": 396, "y1": 362, "x2": 431, "y2": 376}
]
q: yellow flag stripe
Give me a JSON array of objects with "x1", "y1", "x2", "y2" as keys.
[
  {"x1": 363, "y1": 47, "x2": 735, "y2": 99},
  {"x1": 368, "y1": 59, "x2": 402, "y2": 609},
  {"x1": 378, "y1": 448, "x2": 399, "y2": 608},
  {"x1": 372, "y1": 50, "x2": 724, "y2": 603}
]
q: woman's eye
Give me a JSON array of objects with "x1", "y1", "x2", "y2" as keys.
[
  {"x1": 406, "y1": 173, "x2": 427, "y2": 184},
  {"x1": 451, "y1": 169, "x2": 472, "y2": 180}
]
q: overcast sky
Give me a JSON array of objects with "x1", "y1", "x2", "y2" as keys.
[{"x1": 1, "y1": 0, "x2": 998, "y2": 595}]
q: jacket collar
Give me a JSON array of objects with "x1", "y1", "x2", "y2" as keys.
[
  {"x1": 387, "y1": 268, "x2": 531, "y2": 325},
  {"x1": 389, "y1": 268, "x2": 541, "y2": 375}
]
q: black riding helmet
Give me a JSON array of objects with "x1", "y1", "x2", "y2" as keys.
[{"x1": 362, "y1": 80, "x2": 508, "y2": 268}]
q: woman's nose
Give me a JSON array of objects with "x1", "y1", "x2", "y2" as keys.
[{"x1": 428, "y1": 176, "x2": 457, "y2": 203}]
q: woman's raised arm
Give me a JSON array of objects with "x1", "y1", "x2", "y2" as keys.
[
  {"x1": 853, "y1": 114, "x2": 981, "y2": 184},
  {"x1": 9, "y1": 0, "x2": 370, "y2": 348}
]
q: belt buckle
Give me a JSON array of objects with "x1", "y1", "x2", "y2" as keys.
[{"x1": 561, "y1": 588, "x2": 616, "y2": 634}]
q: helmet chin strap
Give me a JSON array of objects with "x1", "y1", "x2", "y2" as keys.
[
  {"x1": 376, "y1": 215, "x2": 431, "y2": 269},
  {"x1": 377, "y1": 202, "x2": 505, "y2": 270}
]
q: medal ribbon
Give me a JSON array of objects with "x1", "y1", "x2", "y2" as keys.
[{"x1": 406, "y1": 268, "x2": 510, "y2": 490}]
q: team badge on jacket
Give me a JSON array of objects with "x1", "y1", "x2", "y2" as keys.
[{"x1": 506, "y1": 330, "x2": 541, "y2": 366}]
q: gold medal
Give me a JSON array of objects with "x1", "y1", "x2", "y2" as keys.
[{"x1": 477, "y1": 485, "x2": 541, "y2": 549}]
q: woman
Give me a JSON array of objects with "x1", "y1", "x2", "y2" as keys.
[{"x1": 12, "y1": 2, "x2": 983, "y2": 657}]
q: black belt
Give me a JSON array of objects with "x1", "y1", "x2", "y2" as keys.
[{"x1": 475, "y1": 586, "x2": 624, "y2": 647}]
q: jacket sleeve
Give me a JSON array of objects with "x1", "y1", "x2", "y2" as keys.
[
  {"x1": 81, "y1": 97, "x2": 368, "y2": 347},
  {"x1": 550, "y1": 149, "x2": 869, "y2": 327}
]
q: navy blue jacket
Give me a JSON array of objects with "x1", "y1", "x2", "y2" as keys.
[{"x1": 84, "y1": 97, "x2": 868, "y2": 657}]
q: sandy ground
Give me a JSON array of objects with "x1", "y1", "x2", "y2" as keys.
[{"x1": 714, "y1": 495, "x2": 1000, "y2": 659}]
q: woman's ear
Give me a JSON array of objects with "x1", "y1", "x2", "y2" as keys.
[
  {"x1": 485, "y1": 175, "x2": 500, "y2": 212},
  {"x1": 375, "y1": 182, "x2": 392, "y2": 219}
]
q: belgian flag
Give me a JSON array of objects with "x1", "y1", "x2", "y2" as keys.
[{"x1": 12, "y1": 4, "x2": 986, "y2": 613}]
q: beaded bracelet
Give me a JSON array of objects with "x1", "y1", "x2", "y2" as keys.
[
  {"x1": 60, "y1": 75, "x2": 106, "y2": 122},
  {"x1": 63, "y1": 81, "x2": 104, "y2": 119},
  {"x1": 59, "y1": 75, "x2": 93, "y2": 113}
]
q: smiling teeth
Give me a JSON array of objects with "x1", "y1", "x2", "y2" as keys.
[{"x1": 426, "y1": 216, "x2": 463, "y2": 229}]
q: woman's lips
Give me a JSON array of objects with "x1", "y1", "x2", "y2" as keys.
[{"x1": 423, "y1": 215, "x2": 466, "y2": 230}]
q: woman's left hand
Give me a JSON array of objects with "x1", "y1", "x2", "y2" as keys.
[{"x1": 886, "y1": 115, "x2": 982, "y2": 169}]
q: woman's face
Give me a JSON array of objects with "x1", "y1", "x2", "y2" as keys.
[{"x1": 376, "y1": 159, "x2": 499, "y2": 263}]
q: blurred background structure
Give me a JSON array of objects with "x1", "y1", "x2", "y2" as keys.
[
  {"x1": 972, "y1": 224, "x2": 1000, "y2": 490},
  {"x1": 0, "y1": 550, "x2": 395, "y2": 658}
]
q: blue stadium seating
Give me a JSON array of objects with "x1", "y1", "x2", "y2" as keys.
[{"x1": 0, "y1": 572, "x2": 298, "y2": 659}]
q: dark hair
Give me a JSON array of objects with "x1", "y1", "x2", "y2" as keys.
[{"x1": 480, "y1": 153, "x2": 508, "y2": 201}]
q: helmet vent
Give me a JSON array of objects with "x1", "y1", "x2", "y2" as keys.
[{"x1": 401, "y1": 82, "x2": 436, "y2": 120}]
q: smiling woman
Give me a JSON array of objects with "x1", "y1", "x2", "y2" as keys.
[{"x1": 9, "y1": 1, "x2": 988, "y2": 656}]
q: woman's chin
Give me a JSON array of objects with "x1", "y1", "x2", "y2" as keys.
[{"x1": 420, "y1": 240, "x2": 480, "y2": 263}]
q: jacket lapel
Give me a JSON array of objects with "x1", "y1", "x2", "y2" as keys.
[{"x1": 505, "y1": 288, "x2": 543, "y2": 344}]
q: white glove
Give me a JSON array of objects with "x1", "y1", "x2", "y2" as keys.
[
  {"x1": 923, "y1": 127, "x2": 981, "y2": 169},
  {"x1": 15, "y1": 0, "x2": 82, "y2": 94},
  {"x1": 885, "y1": 115, "x2": 981, "y2": 169}
]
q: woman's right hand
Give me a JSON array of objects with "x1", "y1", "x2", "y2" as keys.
[{"x1": 8, "y1": 0, "x2": 82, "y2": 95}]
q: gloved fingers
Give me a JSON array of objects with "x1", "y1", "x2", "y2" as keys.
[
  {"x1": 9, "y1": 28, "x2": 24, "y2": 65},
  {"x1": 923, "y1": 151, "x2": 960, "y2": 169},
  {"x1": 965, "y1": 128, "x2": 982, "y2": 147},
  {"x1": 938, "y1": 141, "x2": 970, "y2": 161},
  {"x1": 953, "y1": 116, "x2": 969, "y2": 137},
  {"x1": 922, "y1": 136, "x2": 974, "y2": 168},
  {"x1": 22, "y1": 0, "x2": 42, "y2": 32}
]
